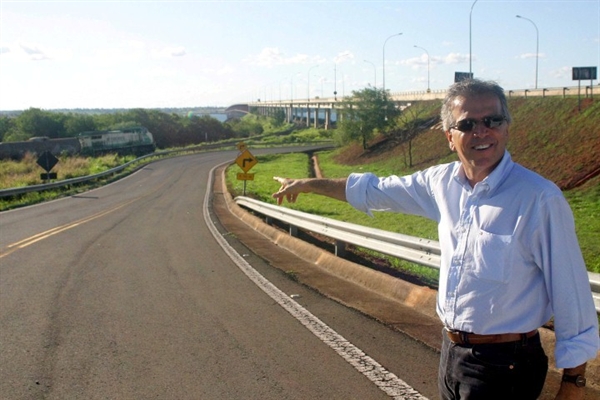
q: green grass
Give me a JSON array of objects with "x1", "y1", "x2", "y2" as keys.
[
  {"x1": 564, "y1": 178, "x2": 600, "y2": 272},
  {"x1": 0, "y1": 153, "x2": 159, "y2": 210}
]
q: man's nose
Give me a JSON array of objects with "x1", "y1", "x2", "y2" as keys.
[{"x1": 471, "y1": 120, "x2": 489, "y2": 136}]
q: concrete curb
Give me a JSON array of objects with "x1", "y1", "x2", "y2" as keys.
[{"x1": 216, "y1": 166, "x2": 599, "y2": 392}]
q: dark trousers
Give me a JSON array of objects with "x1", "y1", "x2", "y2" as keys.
[{"x1": 438, "y1": 329, "x2": 548, "y2": 400}]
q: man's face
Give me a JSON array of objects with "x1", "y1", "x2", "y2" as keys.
[{"x1": 445, "y1": 94, "x2": 509, "y2": 185}]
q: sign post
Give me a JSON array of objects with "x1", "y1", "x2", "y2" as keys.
[
  {"x1": 235, "y1": 143, "x2": 258, "y2": 196},
  {"x1": 36, "y1": 150, "x2": 59, "y2": 182},
  {"x1": 572, "y1": 66, "x2": 597, "y2": 110},
  {"x1": 454, "y1": 72, "x2": 474, "y2": 82}
]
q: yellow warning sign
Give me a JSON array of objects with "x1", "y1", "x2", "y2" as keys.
[
  {"x1": 237, "y1": 173, "x2": 255, "y2": 181},
  {"x1": 235, "y1": 149, "x2": 258, "y2": 173}
]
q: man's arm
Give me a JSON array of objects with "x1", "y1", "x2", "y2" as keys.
[
  {"x1": 272, "y1": 177, "x2": 348, "y2": 204},
  {"x1": 555, "y1": 363, "x2": 587, "y2": 400}
]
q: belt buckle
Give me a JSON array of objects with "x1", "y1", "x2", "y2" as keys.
[{"x1": 445, "y1": 328, "x2": 469, "y2": 345}]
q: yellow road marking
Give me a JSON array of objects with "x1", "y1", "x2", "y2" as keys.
[{"x1": 0, "y1": 198, "x2": 138, "y2": 259}]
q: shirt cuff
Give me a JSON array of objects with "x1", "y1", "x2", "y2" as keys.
[
  {"x1": 346, "y1": 172, "x2": 375, "y2": 217},
  {"x1": 554, "y1": 326, "x2": 600, "y2": 368}
]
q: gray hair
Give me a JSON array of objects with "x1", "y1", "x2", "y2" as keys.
[{"x1": 440, "y1": 79, "x2": 512, "y2": 131}]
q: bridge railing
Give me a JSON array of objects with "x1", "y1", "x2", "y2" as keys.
[
  {"x1": 234, "y1": 196, "x2": 600, "y2": 314},
  {"x1": 249, "y1": 85, "x2": 594, "y2": 106}
]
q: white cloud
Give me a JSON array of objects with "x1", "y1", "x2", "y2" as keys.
[
  {"x1": 444, "y1": 52, "x2": 470, "y2": 65},
  {"x1": 550, "y1": 66, "x2": 571, "y2": 80},
  {"x1": 244, "y1": 47, "x2": 324, "y2": 67},
  {"x1": 152, "y1": 46, "x2": 187, "y2": 58},
  {"x1": 334, "y1": 51, "x2": 354, "y2": 64},
  {"x1": 19, "y1": 43, "x2": 51, "y2": 61},
  {"x1": 516, "y1": 52, "x2": 545, "y2": 60},
  {"x1": 0, "y1": 42, "x2": 73, "y2": 62},
  {"x1": 402, "y1": 54, "x2": 429, "y2": 70}
]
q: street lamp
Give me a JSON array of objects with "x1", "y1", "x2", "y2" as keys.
[
  {"x1": 413, "y1": 45, "x2": 430, "y2": 92},
  {"x1": 333, "y1": 64, "x2": 337, "y2": 100},
  {"x1": 307, "y1": 64, "x2": 319, "y2": 101},
  {"x1": 382, "y1": 32, "x2": 402, "y2": 93},
  {"x1": 290, "y1": 72, "x2": 301, "y2": 102},
  {"x1": 516, "y1": 15, "x2": 539, "y2": 89},
  {"x1": 363, "y1": 60, "x2": 377, "y2": 88},
  {"x1": 469, "y1": 0, "x2": 478, "y2": 76}
]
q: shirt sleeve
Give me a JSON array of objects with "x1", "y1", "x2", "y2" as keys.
[
  {"x1": 346, "y1": 172, "x2": 439, "y2": 220},
  {"x1": 535, "y1": 193, "x2": 600, "y2": 368}
]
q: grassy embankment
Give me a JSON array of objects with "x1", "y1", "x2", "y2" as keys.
[
  {"x1": 227, "y1": 97, "x2": 599, "y2": 279},
  {"x1": 0, "y1": 153, "x2": 151, "y2": 209}
]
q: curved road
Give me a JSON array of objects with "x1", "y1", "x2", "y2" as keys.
[{"x1": 0, "y1": 150, "x2": 440, "y2": 399}]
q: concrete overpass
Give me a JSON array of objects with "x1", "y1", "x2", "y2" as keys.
[{"x1": 236, "y1": 84, "x2": 595, "y2": 130}]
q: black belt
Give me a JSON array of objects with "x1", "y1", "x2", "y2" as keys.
[{"x1": 445, "y1": 328, "x2": 538, "y2": 345}]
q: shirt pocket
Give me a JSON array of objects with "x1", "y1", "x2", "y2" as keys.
[{"x1": 471, "y1": 229, "x2": 513, "y2": 283}]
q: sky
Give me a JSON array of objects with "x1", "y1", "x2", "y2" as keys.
[{"x1": 1, "y1": 0, "x2": 599, "y2": 111}]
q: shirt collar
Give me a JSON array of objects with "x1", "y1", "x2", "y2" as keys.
[{"x1": 453, "y1": 150, "x2": 514, "y2": 194}]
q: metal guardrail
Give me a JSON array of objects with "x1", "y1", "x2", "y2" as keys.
[
  {"x1": 235, "y1": 196, "x2": 441, "y2": 269},
  {"x1": 0, "y1": 148, "x2": 195, "y2": 198},
  {"x1": 234, "y1": 196, "x2": 600, "y2": 313}
]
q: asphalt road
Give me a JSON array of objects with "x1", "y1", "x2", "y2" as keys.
[{"x1": 0, "y1": 150, "x2": 440, "y2": 400}]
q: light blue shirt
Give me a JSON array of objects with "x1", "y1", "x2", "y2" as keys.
[{"x1": 346, "y1": 151, "x2": 599, "y2": 368}]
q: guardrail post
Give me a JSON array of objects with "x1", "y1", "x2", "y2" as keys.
[
  {"x1": 563, "y1": 87, "x2": 569, "y2": 98},
  {"x1": 289, "y1": 225, "x2": 298, "y2": 237},
  {"x1": 524, "y1": 89, "x2": 530, "y2": 99},
  {"x1": 335, "y1": 240, "x2": 347, "y2": 257},
  {"x1": 543, "y1": 88, "x2": 548, "y2": 98},
  {"x1": 508, "y1": 90, "x2": 514, "y2": 98},
  {"x1": 265, "y1": 216, "x2": 273, "y2": 225}
]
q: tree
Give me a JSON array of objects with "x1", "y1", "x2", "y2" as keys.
[
  {"x1": 391, "y1": 103, "x2": 439, "y2": 167},
  {"x1": 63, "y1": 114, "x2": 97, "y2": 136},
  {"x1": 0, "y1": 116, "x2": 15, "y2": 142},
  {"x1": 272, "y1": 109, "x2": 286, "y2": 127},
  {"x1": 13, "y1": 108, "x2": 63, "y2": 139},
  {"x1": 337, "y1": 87, "x2": 398, "y2": 149}
]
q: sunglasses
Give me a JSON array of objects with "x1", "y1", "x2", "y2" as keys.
[{"x1": 449, "y1": 115, "x2": 506, "y2": 133}]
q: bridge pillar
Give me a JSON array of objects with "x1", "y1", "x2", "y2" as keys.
[
  {"x1": 314, "y1": 105, "x2": 320, "y2": 129},
  {"x1": 324, "y1": 108, "x2": 331, "y2": 130}
]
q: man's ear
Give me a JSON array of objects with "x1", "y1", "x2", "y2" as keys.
[{"x1": 445, "y1": 130, "x2": 455, "y2": 151}]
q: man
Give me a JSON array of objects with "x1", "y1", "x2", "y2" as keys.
[{"x1": 272, "y1": 79, "x2": 598, "y2": 400}]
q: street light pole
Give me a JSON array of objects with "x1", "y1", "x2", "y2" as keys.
[
  {"x1": 413, "y1": 45, "x2": 430, "y2": 92},
  {"x1": 382, "y1": 32, "x2": 402, "y2": 93},
  {"x1": 363, "y1": 59, "x2": 377, "y2": 88},
  {"x1": 307, "y1": 64, "x2": 319, "y2": 101},
  {"x1": 516, "y1": 15, "x2": 539, "y2": 89},
  {"x1": 469, "y1": 0, "x2": 478, "y2": 76}
]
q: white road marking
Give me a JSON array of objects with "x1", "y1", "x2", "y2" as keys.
[{"x1": 204, "y1": 163, "x2": 428, "y2": 400}]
